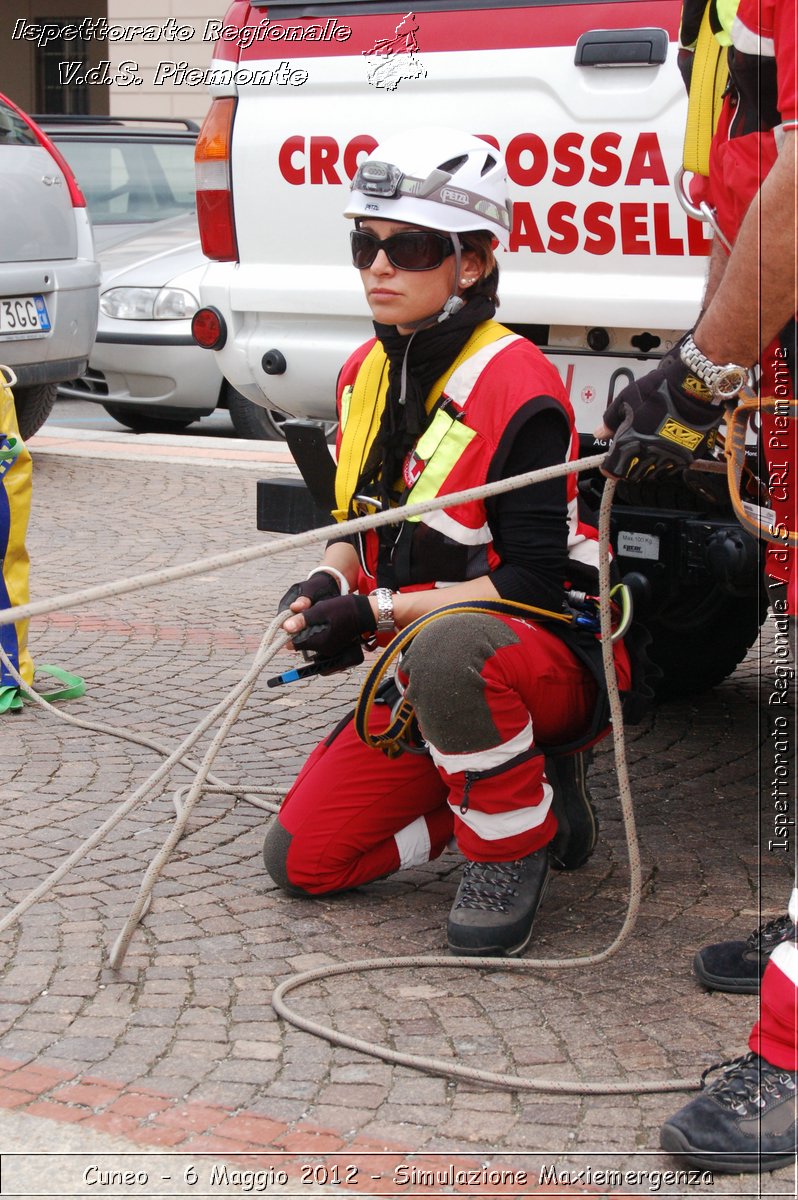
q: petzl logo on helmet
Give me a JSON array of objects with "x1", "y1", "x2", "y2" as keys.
[
  {"x1": 657, "y1": 417, "x2": 704, "y2": 451},
  {"x1": 440, "y1": 187, "x2": 469, "y2": 206}
]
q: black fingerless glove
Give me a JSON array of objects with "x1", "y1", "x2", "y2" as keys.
[
  {"x1": 278, "y1": 570, "x2": 341, "y2": 615},
  {"x1": 291, "y1": 594, "x2": 376, "y2": 658},
  {"x1": 602, "y1": 347, "x2": 724, "y2": 482}
]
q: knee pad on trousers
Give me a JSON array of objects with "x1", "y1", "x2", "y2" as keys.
[
  {"x1": 402, "y1": 612, "x2": 519, "y2": 754},
  {"x1": 262, "y1": 819, "x2": 310, "y2": 897}
]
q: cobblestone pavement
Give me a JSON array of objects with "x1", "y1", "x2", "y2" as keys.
[{"x1": 1, "y1": 426, "x2": 795, "y2": 1197}]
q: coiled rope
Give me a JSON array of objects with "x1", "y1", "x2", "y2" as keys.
[{"x1": 0, "y1": 454, "x2": 699, "y2": 1095}]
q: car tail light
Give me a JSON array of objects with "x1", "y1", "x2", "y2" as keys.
[
  {"x1": 195, "y1": 97, "x2": 239, "y2": 262},
  {"x1": 3, "y1": 94, "x2": 87, "y2": 208},
  {"x1": 192, "y1": 306, "x2": 227, "y2": 350}
]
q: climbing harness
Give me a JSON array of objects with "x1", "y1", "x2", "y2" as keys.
[
  {"x1": 675, "y1": 0, "x2": 734, "y2": 249},
  {"x1": 0, "y1": 450, "x2": 720, "y2": 1097},
  {"x1": 682, "y1": 0, "x2": 730, "y2": 179},
  {"x1": 353, "y1": 593, "x2": 631, "y2": 759},
  {"x1": 354, "y1": 598, "x2": 572, "y2": 757}
]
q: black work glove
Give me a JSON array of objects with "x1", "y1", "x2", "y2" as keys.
[
  {"x1": 602, "y1": 349, "x2": 724, "y2": 482},
  {"x1": 278, "y1": 569, "x2": 341, "y2": 615},
  {"x1": 291, "y1": 594, "x2": 376, "y2": 658}
]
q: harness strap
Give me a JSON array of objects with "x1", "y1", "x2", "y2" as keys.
[
  {"x1": 682, "y1": 0, "x2": 729, "y2": 177},
  {"x1": 725, "y1": 396, "x2": 798, "y2": 547},
  {"x1": 353, "y1": 599, "x2": 574, "y2": 758}
]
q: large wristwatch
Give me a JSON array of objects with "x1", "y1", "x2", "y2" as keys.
[
  {"x1": 679, "y1": 333, "x2": 749, "y2": 405},
  {"x1": 370, "y1": 587, "x2": 395, "y2": 633}
]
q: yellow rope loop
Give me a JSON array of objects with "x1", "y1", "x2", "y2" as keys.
[
  {"x1": 354, "y1": 598, "x2": 574, "y2": 755},
  {"x1": 725, "y1": 396, "x2": 798, "y2": 547}
]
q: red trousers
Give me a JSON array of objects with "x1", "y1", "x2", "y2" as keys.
[
  {"x1": 274, "y1": 614, "x2": 630, "y2": 895},
  {"x1": 750, "y1": 897, "x2": 798, "y2": 1070}
]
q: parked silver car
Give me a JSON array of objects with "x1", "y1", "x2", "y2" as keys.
[
  {"x1": 0, "y1": 95, "x2": 99, "y2": 438},
  {"x1": 40, "y1": 116, "x2": 287, "y2": 437}
]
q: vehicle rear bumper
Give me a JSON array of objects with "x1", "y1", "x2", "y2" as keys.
[
  {"x1": 60, "y1": 334, "x2": 220, "y2": 412},
  {"x1": 0, "y1": 258, "x2": 99, "y2": 375},
  {"x1": 12, "y1": 357, "x2": 89, "y2": 387}
]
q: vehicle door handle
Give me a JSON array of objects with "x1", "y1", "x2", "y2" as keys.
[{"x1": 575, "y1": 28, "x2": 669, "y2": 67}]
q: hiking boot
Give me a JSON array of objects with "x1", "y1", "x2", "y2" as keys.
[
  {"x1": 693, "y1": 914, "x2": 796, "y2": 994},
  {"x1": 546, "y1": 750, "x2": 598, "y2": 871},
  {"x1": 447, "y1": 848, "x2": 549, "y2": 957},
  {"x1": 660, "y1": 1052, "x2": 798, "y2": 1173}
]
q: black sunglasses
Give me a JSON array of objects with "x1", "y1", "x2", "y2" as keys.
[{"x1": 350, "y1": 228, "x2": 455, "y2": 272}]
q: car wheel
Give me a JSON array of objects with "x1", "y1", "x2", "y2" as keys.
[
  {"x1": 101, "y1": 403, "x2": 201, "y2": 433},
  {"x1": 225, "y1": 386, "x2": 338, "y2": 442},
  {"x1": 643, "y1": 579, "x2": 768, "y2": 700},
  {"x1": 225, "y1": 387, "x2": 290, "y2": 440},
  {"x1": 13, "y1": 383, "x2": 57, "y2": 439}
]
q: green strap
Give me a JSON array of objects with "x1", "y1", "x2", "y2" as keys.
[
  {"x1": 0, "y1": 665, "x2": 87, "y2": 714},
  {"x1": 0, "y1": 686, "x2": 23, "y2": 713},
  {"x1": 34, "y1": 664, "x2": 87, "y2": 702},
  {"x1": 1, "y1": 436, "x2": 23, "y2": 461}
]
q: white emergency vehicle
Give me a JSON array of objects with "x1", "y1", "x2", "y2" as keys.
[{"x1": 194, "y1": 0, "x2": 766, "y2": 697}]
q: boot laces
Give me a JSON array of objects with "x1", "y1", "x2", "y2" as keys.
[
  {"x1": 455, "y1": 860, "x2": 523, "y2": 913},
  {"x1": 748, "y1": 912, "x2": 795, "y2": 951},
  {"x1": 700, "y1": 1052, "x2": 797, "y2": 1116}
]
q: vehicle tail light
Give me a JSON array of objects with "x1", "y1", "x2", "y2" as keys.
[
  {"x1": 195, "y1": 97, "x2": 239, "y2": 262},
  {"x1": 192, "y1": 306, "x2": 227, "y2": 350},
  {"x1": 3, "y1": 94, "x2": 87, "y2": 208}
]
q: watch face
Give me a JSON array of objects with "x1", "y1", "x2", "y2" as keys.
[
  {"x1": 681, "y1": 336, "x2": 746, "y2": 399},
  {"x1": 715, "y1": 367, "x2": 747, "y2": 398}
]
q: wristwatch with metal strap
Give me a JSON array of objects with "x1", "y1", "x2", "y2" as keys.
[
  {"x1": 679, "y1": 333, "x2": 749, "y2": 405},
  {"x1": 371, "y1": 587, "x2": 395, "y2": 633}
]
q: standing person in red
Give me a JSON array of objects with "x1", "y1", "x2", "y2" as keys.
[
  {"x1": 262, "y1": 127, "x2": 635, "y2": 959},
  {"x1": 597, "y1": 0, "x2": 798, "y2": 1172}
]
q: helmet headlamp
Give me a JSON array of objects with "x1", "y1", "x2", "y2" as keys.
[{"x1": 352, "y1": 160, "x2": 403, "y2": 197}]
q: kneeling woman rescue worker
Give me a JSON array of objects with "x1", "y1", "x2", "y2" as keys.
[{"x1": 262, "y1": 127, "x2": 633, "y2": 957}]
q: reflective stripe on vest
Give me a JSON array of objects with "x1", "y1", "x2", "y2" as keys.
[
  {"x1": 403, "y1": 333, "x2": 522, "y2": 547},
  {"x1": 340, "y1": 384, "x2": 354, "y2": 430}
]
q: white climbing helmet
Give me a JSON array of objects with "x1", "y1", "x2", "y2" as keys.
[{"x1": 344, "y1": 126, "x2": 512, "y2": 247}]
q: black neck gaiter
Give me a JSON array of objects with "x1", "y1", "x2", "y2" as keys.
[{"x1": 353, "y1": 294, "x2": 496, "y2": 510}]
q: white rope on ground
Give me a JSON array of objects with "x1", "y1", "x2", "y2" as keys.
[
  {"x1": 0, "y1": 618, "x2": 287, "y2": 941},
  {"x1": 0, "y1": 660, "x2": 281, "y2": 810},
  {"x1": 5, "y1": 464, "x2": 605, "y2": 941},
  {"x1": 270, "y1": 477, "x2": 696, "y2": 1096},
  {"x1": 0, "y1": 456, "x2": 700, "y2": 1096}
]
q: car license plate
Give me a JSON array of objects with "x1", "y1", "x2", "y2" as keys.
[{"x1": 0, "y1": 295, "x2": 51, "y2": 335}]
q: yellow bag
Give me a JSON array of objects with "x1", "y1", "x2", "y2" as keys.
[{"x1": 0, "y1": 365, "x2": 34, "y2": 707}]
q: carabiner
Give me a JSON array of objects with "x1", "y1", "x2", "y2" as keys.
[{"x1": 674, "y1": 167, "x2": 733, "y2": 252}]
